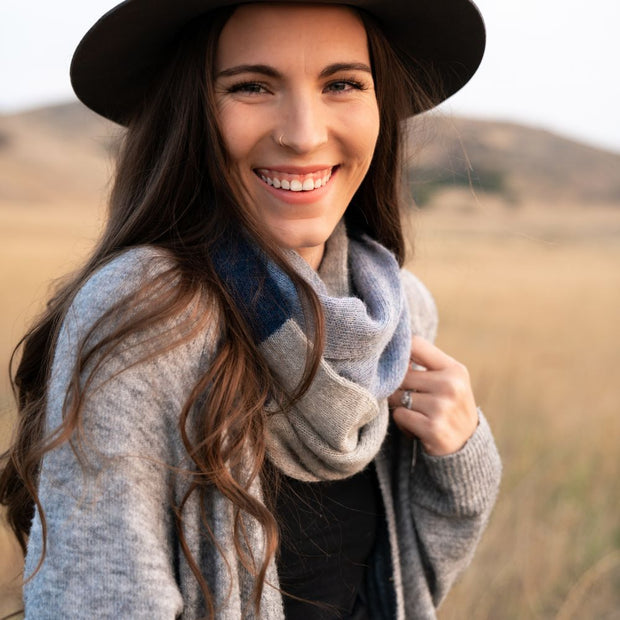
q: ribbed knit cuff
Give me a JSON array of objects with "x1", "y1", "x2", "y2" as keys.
[{"x1": 412, "y1": 410, "x2": 502, "y2": 518}]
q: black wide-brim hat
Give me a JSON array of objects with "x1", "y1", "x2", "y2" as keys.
[{"x1": 71, "y1": 0, "x2": 485, "y2": 125}]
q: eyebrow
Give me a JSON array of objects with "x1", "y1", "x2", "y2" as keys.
[
  {"x1": 216, "y1": 62, "x2": 373, "y2": 79},
  {"x1": 319, "y1": 62, "x2": 372, "y2": 78}
]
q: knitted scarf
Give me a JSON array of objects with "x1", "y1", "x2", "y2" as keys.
[{"x1": 215, "y1": 222, "x2": 411, "y2": 481}]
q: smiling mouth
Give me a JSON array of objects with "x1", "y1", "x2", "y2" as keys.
[{"x1": 254, "y1": 167, "x2": 336, "y2": 192}]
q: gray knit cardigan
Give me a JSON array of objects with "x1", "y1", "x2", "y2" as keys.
[{"x1": 24, "y1": 245, "x2": 501, "y2": 619}]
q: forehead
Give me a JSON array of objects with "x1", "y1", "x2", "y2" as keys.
[{"x1": 216, "y1": 3, "x2": 369, "y2": 68}]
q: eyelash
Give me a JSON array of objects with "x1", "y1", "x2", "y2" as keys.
[
  {"x1": 227, "y1": 81, "x2": 267, "y2": 95},
  {"x1": 326, "y1": 79, "x2": 367, "y2": 93},
  {"x1": 226, "y1": 78, "x2": 368, "y2": 95}
]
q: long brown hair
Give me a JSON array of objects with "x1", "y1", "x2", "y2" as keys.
[{"x1": 0, "y1": 5, "x2": 438, "y2": 616}]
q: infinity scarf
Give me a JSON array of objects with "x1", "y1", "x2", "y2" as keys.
[{"x1": 214, "y1": 222, "x2": 411, "y2": 481}]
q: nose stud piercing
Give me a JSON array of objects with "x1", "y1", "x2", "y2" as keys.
[{"x1": 278, "y1": 134, "x2": 287, "y2": 147}]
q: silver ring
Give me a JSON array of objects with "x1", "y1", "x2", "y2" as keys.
[
  {"x1": 278, "y1": 134, "x2": 286, "y2": 147},
  {"x1": 401, "y1": 389, "x2": 413, "y2": 410}
]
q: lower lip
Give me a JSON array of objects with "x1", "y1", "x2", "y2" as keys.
[{"x1": 255, "y1": 168, "x2": 337, "y2": 205}]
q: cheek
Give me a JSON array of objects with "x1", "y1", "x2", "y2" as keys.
[
  {"x1": 216, "y1": 105, "x2": 258, "y2": 164},
  {"x1": 340, "y1": 101, "x2": 380, "y2": 162}
]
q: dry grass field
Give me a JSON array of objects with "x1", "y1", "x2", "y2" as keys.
[
  {"x1": 1, "y1": 191, "x2": 619, "y2": 618},
  {"x1": 409, "y1": 200, "x2": 620, "y2": 619}
]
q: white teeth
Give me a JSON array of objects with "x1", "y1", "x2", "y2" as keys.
[{"x1": 258, "y1": 168, "x2": 333, "y2": 191}]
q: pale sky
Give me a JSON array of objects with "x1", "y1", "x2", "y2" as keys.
[{"x1": 1, "y1": 0, "x2": 619, "y2": 153}]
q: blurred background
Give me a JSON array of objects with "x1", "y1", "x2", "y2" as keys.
[{"x1": 1, "y1": 0, "x2": 619, "y2": 618}]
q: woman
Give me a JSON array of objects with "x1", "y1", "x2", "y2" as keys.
[{"x1": 1, "y1": 1, "x2": 501, "y2": 618}]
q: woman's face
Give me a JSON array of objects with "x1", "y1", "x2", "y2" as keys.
[{"x1": 215, "y1": 3, "x2": 380, "y2": 269}]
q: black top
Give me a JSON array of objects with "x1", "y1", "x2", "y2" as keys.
[{"x1": 274, "y1": 464, "x2": 381, "y2": 619}]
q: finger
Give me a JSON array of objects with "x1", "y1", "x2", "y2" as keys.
[
  {"x1": 388, "y1": 368, "x2": 443, "y2": 406},
  {"x1": 388, "y1": 389, "x2": 437, "y2": 415},
  {"x1": 392, "y1": 406, "x2": 428, "y2": 440},
  {"x1": 403, "y1": 367, "x2": 459, "y2": 395},
  {"x1": 402, "y1": 367, "x2": 435, "y2": 393},
  {"x1": 410, "y1": 335, "x2": 456, "y2": 371},
  {"x1": 388, "y1": 388, "x2": 414, "y2": 409},
  {"x1": 393, "y1": 404, "x2": 478, "y2": 456}
]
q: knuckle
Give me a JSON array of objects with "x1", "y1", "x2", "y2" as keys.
[
  {"x1": 452, "y1": 360, "x2": 470, "y2": 379},
  {"x1": 444, "y1": 377, "x2": 464, "y2": 399},
  {"x1": 444, "y1": 364, "x2": 470, "y2": 397},
  {"x1": 442, "y1": 379, "x2": 458, "y2": 398},
  {"x1": 455, "y1": 362, "x2": 469, "y2": 375}
]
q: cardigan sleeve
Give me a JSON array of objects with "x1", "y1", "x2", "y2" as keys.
[
  {"x1": 24, "y1": 249, "x2": 215, "y2": 619},
  {"x1": 405, "y1": 412, "x2": 501, "y2": 609},
  {"x1": 394, "y1": 269, "x2": 502, "y2": 614}
]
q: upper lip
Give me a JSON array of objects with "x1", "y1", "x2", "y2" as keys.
[{"x1": 254, "y1": 165, "x2": 336, "y2": 175}]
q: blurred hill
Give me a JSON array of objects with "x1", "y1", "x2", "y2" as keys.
[
  {"x1": 0, "y1": 101, "x2": 619, "y2": 208},
  {"x1": 407, "y1": 116, "x2": 620, "y2": 207},
  {"x1": 0, "y1": 103, "x2": 117, "y2": 207}
]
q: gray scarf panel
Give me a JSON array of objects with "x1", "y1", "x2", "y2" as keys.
[{"x1": 261, "y1": 222, "x2": 411, "y2": 481}]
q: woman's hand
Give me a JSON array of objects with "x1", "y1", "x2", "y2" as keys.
[{"x1": 388, "y1": 336, "x2": 479, "y2": 456}]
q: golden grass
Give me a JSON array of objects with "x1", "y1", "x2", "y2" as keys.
[
  {"x1": 408, "y1": 202, "x2": 620, "y2": 619},
  {"x1": 0, "y1": 201, "x2": 103, "y2": 406},
  {"x1": 1, "y1": 196, "x2": 619, "y2": 617}
]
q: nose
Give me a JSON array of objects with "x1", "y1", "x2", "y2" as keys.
[{"x1": 275, "y1": 92, "x2": 328, "y2": 154}]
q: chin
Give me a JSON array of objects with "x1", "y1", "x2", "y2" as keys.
[{"x1": 272, "y1": 220, "x2": 338, "y2": 253}]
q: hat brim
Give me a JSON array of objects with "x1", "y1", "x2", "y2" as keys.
[{"x1": 70, "y1": 0, "x2": 485, "y2": 125}]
